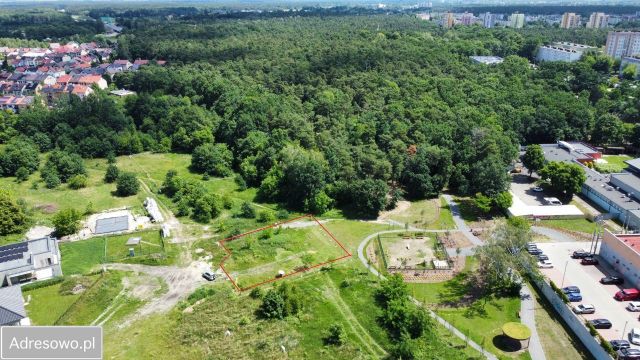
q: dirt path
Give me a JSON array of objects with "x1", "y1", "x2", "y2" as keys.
[
  {"x1": 104, "y1": 261, "x2": 210, "y2": 328},
  {"x1": 322, "y1": 274, "x2": 387, "y2": 358},
  {"x1": 377, "y1": 200, "x2": 411, "y2": 221}
]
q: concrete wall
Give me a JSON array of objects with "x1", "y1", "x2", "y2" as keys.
[{"x1": 531, "y1": 278, "x2": 612, "y2": 360}]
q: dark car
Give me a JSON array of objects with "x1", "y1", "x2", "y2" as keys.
[
  {"x1": 528, "y1": 248, "x2": 543, "y2": 255},
  {"x1": 562, "y1": 286, "x2": 581, "y2": 294},
  {"x1": 589, "y1": 319, "x2": 613, "y2": 329},
  {"x1": 601, "y1": 276, "x2": 624, "y2": 285},
  {"x1": 571, "y1": 250, "x2": 591, "y2": 259},
  {"x1": 611, "y1": 339, "x2": 631, "y2": 351},
  {"x1": 537, "y1": 254, "x2": 549, "y2": 261},
  {"x1": 581, "y1": 257, "x2": 599, "y2": 265},
  {"x1": 202, "y1": 271, "x2": 216, "y2": 281},
  {"x1": 618, "y1": 348, "x2": 640, "y2": 360},
  {"x1": 567, "y1": 292, "x2": 583, "y2": 302}
]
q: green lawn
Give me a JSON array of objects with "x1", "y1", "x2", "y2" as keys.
[
  {"x1": 60, "y1": 230, "x2": 174, "y2": 275},
  {"x1": 595, "y1": 155, "x2": 633, "y2": 173},
  {"x1": 537, "y1": 218, "x2": 597, "y2": 235},
  {"x1": 24, "y1": 282, "x2": 84, "y2": 325}
]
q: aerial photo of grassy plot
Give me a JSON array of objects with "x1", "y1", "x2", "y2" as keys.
[{"x1": 221, "y1": 220, "x2": 349, "y2": 289}]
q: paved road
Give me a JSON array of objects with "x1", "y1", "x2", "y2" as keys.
[
  {"x1": 520, "y1": 284, "x2": 547, "y2": 360},
  {"x1": 531, "y1": 226, "x2": 584, "y2": 243},
  {"x1": 442, "y1": 194, "x2": 483, "y2": 246},
  {"x1": 356, "y1": 230, "x2": 498, "y2": 360}
]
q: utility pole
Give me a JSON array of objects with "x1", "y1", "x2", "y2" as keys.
[{"x1": 561, "y1": 260, "x2": 569, "y2": 288}]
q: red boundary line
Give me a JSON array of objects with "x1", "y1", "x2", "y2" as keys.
[{"x1": 218, "y1": 214, "x2": 351, "y2": 291}]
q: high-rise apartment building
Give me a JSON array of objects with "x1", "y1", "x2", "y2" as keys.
[
  {"x1": 560, "y1": 12, "x2": 581, "y2": 29},
  {"x1": 510, "y1": 13, "x2": 525, "y2": 29},
  {"x1": 441, "y1": 12, "x2": 455, "y2": 28},
  {"x1": 586, "y1": 12, "x2": 609, "y2": 29},
  {"x1": 460, "y1": 12, "x2": 474, "y2": 26},
  {"x1": 482, "y1": 12, "x2": 496, "y2": 28},
  {"x1": 606, "y1": 31, "x2": 640, "y2": 59}
]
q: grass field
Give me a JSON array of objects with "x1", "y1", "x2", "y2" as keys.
[
  {"x1": 595, "y1": 155, "x2": 633, "y2": 174},
  {"x1": 60, "y1": 230, "x2": 174, "y2": 275},
  {"x1": 24, "y1": 281, "x2": 86, "y2": 325},
  {"x1": 537, "y1": 218, "x2": 597, "y2": 235},
  {"x1": 222, "y1": 222, "x2": 348, "y2": 289}
]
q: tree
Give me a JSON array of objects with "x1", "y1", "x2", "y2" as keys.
[
  {"x1": 190, "y1": 143, "x2": 233, "y2": 177},
  {"x1": 15, "y1": 167, "x2": 29, "y2": 183},
  {"x1": 104, "y1": 164, "x2": 119, "y2": 183},
  {"x1": 0, "y1": 190, "x2": 28, "y2": 235},
  {"x1": 304, "y1": 190, "x2": 333, "y2": 215},
  {"x1": 522, "y1": 144, "x2": 545, "y2": 177},
  {"x1": 474, "y1": 193, "x2": 492, "y2": 214},
  {"x1": 41, "y1": 167, "x2": 61, "y2": 189},
  {"x1": 401, "y1": 145, "x2": 452, "y2": 199},
  {"x1": 44, "y1": 151, "x2": 86, "y2": 183},
  {"x1": 622, "y1": 64, "x2": 637, "y2": 80},
  {"x1": 0, "y1": 138, "x2": 39, "y2": 177},
  {"x1": 592, "y1": 114, "x2": 626, "y2": 146},
  {"x1": 493, "y1": 191, "x2": 513, "y2": 212},
  {"x1": 336, "y1": 179, "x2": 388, "y2": 219},
  {"x1": 116, "y1": 172, "x2": 139, "y2": 196},
  {"x1": 52, "y1": 208, "x2": 82, "y2": 237},
  {"x1": 323, "y1": 324, "x2": 346, "y2": 346},
  {"x1": 257, "y1": 283, "x2": 303, "y2": 319},
  {"x1": 538, "y1": 161, "x2": 586, "y2": 200}
]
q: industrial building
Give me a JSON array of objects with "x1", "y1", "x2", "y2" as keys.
[
  {"x1": 536, "y1": 42, "x2": 597, "y2": 63},
  {"x1": 540, "y1": 142, "x2": 640, "y2": 231},
  {"x1": 600, "y1": 230, "x2": 640, "y2": 289}
]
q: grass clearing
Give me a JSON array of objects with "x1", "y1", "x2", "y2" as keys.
[
  {"x1": 222, "y1": 222, "x2": 348, "y2": 289},
  {"x1": 57, "y1": 271, "x2": 126, "y2": 325},
  {"x1": 24, "y1": 281, "x2": 85, "y2": 325}
]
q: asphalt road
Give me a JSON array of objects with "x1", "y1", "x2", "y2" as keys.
[{"x1": 537, "y1": 242, "x2": 640, "y2": 347}]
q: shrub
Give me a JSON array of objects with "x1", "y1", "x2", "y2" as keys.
[
  {"x1": 257, "y1": 210, "x2": 275, "y2": 223},
  {"x1": 239, "y1": 201, "x2": 256, "y2": 218},
  {"x1": 598, "y1": 334, "x2": 615, "y2": 356},
  {"x1": 68, "y1": 174, "x2": 88, "y2": 189},
  {"x1": 585, "y1": 321, "x2": 597, "y2": 337},
  {"x1": 187, "y1": 286, "x2": 216, "y2": 304},
  {"x1": 276, "y1": 209, "x2": 289, "y2": 219},
  {"x1": 104, "y1": 164, "x2": 119, "y2": 183},
  {"x1": 249, "y1": 287, "x2": 264, "y2": 299},
  {"x1": 323, "y1": 323, "x2": 345, "y2": 346},
  {"x1": 52, "y1": 208, "x2": 82, "y2": 237},
  {"x1": 15, "y1": 167, "x2": 29, "y2": 182},
  {"x1": 116, "y1": 172, "x2": 139, "y2": 196},
  {"x1": 21, "y1": 276, "x2": 64, "y2": 291}
]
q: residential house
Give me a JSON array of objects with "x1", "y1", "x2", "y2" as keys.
[
  {"x1": 0, "y1": 236, "x2": 62, "y2": 287},
  {"x1": 0, "y1": 286, "x2": 29, "y2": 326}
]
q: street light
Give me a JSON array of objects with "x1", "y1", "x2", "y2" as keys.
[{"x1": 561, "y1": 260, "x2": 569, "y2": 288}]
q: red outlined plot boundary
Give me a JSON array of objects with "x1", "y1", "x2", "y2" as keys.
[{"x1": 218, "y1": 214, "x2": 351, "y2": 291}]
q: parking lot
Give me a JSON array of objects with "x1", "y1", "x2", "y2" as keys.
[
  {"x1": 511, "y1": 173, "x2": 547, "y2": 206},
  {"x1": 537, "y1": 242, "x2": 640, "y2": 347}
]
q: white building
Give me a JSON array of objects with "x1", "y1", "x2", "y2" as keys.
[
  {"x1": 482, "y1": 12, "x2": 496, "y2": 28},
  {"x1": 560, "y1": 12, "x2": 581, "y2": 29},
  {"x1": 510, "y1": 13, "x2": 525, "y2": 29},
  {"x1": 536, "y1": 42, "x2": 597, "y2": 63},
  {"x1": 586, "y1": 12, "x2": 609, "y2": 29}
]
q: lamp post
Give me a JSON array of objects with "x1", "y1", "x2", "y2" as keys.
[{"x1": 561, "y1": 260, "x2": 569, "y2": 288}]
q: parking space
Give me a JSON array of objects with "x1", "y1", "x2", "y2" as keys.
[
  {"x1": 511, "y1": 173, "x2": 546, "y2": 206},
  {"x1": 537, "y1": 242, "x2": 640, "y2": 347}
]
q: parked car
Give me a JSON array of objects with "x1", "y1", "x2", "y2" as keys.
[
  {"x1": 573, "y1": 304, "x2": 595, "y2": 314},
  {"x1": 630, "y1": 328, "x2": 640, "y2": 346},
  {"x1": 616, "y1": 289, "x2": 640, "y2": 301},
  {"x1": 537, "y1": 260, "x2": 553, "y2": 269},
  {"x1": 537, "y1": 254, "x2": 549, "y2": 261},
  {"x1": 626, "y1": 302, "x2": 640, "y2": 312},
  {"x1": 571, "y1": 250, "x2": 591, "y2": 259},
  {"x1": 528, "y1": 248, "x2": 543, "y2": 255},
  {"x1": 581, "y1": 257, "x2": 599, "y2": 265},
  {"x1": 601, "y1": 276, "x2": 624, "y2": 285},
  {"x1": 619, "y1": 348, "x2": 640, "y2": 360},
  {"x1": 562, "y1": 286, "x2": 581, "y2": 294},
  {"x1": 567, "y1": 292, "x2": 583, "y2": 302},
  {"x1": 532, "y1": 187, "x2": 543, "y2": 192},
  {"x1": 202, "y1": 271, "x2": 216, "y2": 281},
  {"x1": 611, "y1": 339, "x2": 631, "y2": 351},
  {"x1": 589, "y1": 319, "x2": 612, "y2": 329}
]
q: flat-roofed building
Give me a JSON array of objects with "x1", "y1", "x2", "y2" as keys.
[
  {"x1": 510, "y1": 13, "x2": 525, "y2": 29},
  {"x1": 587, "y1": 12, "x2": 609, "y2": 29},
  {"x1": 600, "y1": 230, "x2": 640, "y2": 288},
  {"x1": 560, "y1": 12, "x2": 581, "y2": 29},
  {"x1": 606, "y1": 31, "x2": 640, "y2": 59},
  {"x1": 536, "y1": 42, "x2": 597, "y2": 63}
]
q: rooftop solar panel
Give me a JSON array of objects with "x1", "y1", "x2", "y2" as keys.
[
  {"x1": 0, "y1": 253, "x2": 24, "y2": 263},
  {"x1": 0, "y1": 242, "x2": 27, "y2": 254}
]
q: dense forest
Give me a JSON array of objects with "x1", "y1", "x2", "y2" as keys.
[
  {"x1": 3, "y1": 12, "x2": 640, "y2": 218},
  {"x1": 0, "y1": 10, "x2": 100, "y2": 40}
]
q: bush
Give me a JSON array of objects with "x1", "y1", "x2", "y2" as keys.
[
  {"x1": 187, "y1": 286, "x2": 216, "y2": 304},
  {"x1": 323, "y1": 323, "x2": 345, "y2": 346},
  {"x1": 257, "y1": 283, "x2": 303, "y2": 319},
  {"x1": 585, "y1": 321, "x2": 597, "y2": 336},
  {"x1": 599, "y1": 334, "x2": 615, "y2": 356},
  {"x1": 239, "y1": 201, "x2": 256, "y2": 218},
  {"x1": 249, "y1": 287, "x2": 264, "y2": 299},
  {"x1": 116, "y1": 172, "x2": 139, "y2": 196},
  {"x1": 67, "y1": 174, "x2": 88, "y2": 189},
  {"x1": 0, "y1": 190, "x2": 28, "y2": 236},
  {"x1": 20, "y1": 276, "x2": 65, "y2": 291},
  {"x1": 276, "y1": 209, "x2": 289, "y2": 219},
  {"x1": 52, "y1": 208, "x2": 82, "y2": 237},
  {"x1": 15, "y1": 167, "x2": 29, "y2": 182},
  {"x1": 257, "y1": 210, "x2": 275, "y2": 223},
  {"x1": 104, "y1": 164, "x2": 119, "y2": 183}
]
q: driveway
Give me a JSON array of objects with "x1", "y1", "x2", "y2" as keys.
[
  {"x1": 511, "y1": 174, "x2": 547, "y2": 206},
  {"x1": 537, "y1": 242, "x2": 640, "y2": 346}
]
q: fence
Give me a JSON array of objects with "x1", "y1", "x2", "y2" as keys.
[{"x1": 530, "y1": 278, "x2": 612, "y2": 360}]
